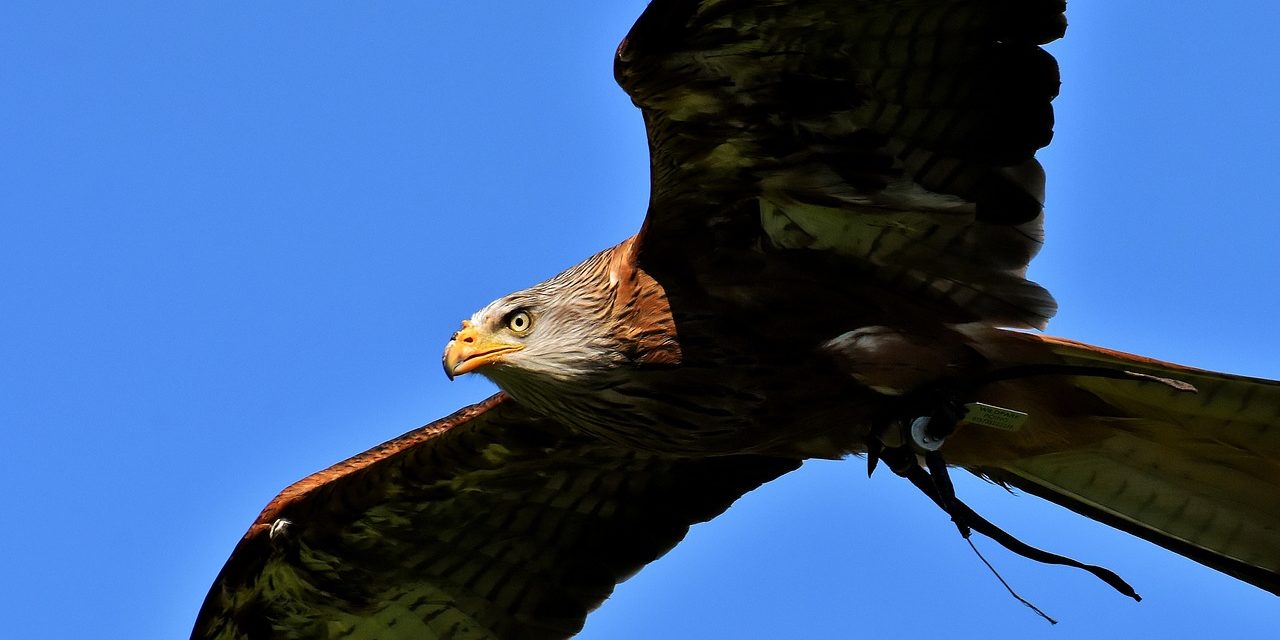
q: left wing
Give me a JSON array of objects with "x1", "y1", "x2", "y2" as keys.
[
  {"x1": 192, "y1": 394, "x2": 799, "y2": 639},
  {"x1": 617, "y1": 0, "x2": 1065, "y2": 328}
]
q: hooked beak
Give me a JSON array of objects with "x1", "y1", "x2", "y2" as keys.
[{"x1": 442, "y1": 320, "x2": 524, "y2": 380}]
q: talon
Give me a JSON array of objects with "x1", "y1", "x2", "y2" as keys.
[{"x1": 866, "y1": 439, "x2": 883, "y2": 477}]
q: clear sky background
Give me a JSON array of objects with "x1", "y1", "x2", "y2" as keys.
[{"x1": 3, "y1": 2, "x2": 1279, "y2": 638}]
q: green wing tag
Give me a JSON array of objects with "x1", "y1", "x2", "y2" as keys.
[{"x1": 960, "y1": 402, "x2": 1028, "y2": 432}]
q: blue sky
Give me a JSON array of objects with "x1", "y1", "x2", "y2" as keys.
[{"x1": 3, "y1": 2, "x2": 1278, "y2": 638}]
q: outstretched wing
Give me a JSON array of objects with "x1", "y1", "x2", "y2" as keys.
[
  {"x1": 192, "y1": 394, "x2": 799, "y2": 639},
  {"x1": 617, "y1": 0, "x2": 1280, "y2": 598},
  {"x1": 617, "y1": 0, "x2": 1065, "y2": 328}
]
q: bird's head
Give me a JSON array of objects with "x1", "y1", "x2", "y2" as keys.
[{"x1": 442, "y1": 248, "x2": 626, "y2": 388}]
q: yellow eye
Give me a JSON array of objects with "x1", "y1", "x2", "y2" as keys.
[{"x1": 506, "y1": 310, "x2": 533, "y2": 334}]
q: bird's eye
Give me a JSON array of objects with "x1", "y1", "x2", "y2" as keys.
[{"x1": 506, "y1": 310, "x2": 533, "y2": 334}]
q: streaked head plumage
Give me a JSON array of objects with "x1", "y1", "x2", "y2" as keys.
[{"x1": 443, "y1": 247, "x2": 623, "y2": 387}]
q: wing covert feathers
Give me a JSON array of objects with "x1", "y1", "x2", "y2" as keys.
[
  {"x1": 955, "y1": 331, "x2": 1280, "y2": 595},
  {"x1": 192, "y1": 394, "x2": 800, "y2": 639},
  {"x1": 618, "y1": 0, "x2": 1065, "y2": 328}
]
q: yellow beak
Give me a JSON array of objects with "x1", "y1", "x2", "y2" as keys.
[{"x1": 442, "y1": 320, "x2": 524, "y2": 380}]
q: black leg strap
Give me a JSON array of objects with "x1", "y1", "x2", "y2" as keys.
[{"x1": 882, "y1": 445, "x2": 1141, "y2": 602}]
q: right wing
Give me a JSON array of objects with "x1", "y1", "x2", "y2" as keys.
[
  {"x1": 616, "y1": 0, "x2": 1065, "y2": 328},
  {"x1": 192, "y1": 394, "x2": 800, "y2": 639}
]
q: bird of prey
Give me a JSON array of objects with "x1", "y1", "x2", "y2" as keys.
[{"x1": 193, "y1": 1, "x2": 1280, "y2": 638}]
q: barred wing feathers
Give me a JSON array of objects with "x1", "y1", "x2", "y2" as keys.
[
  {"x1": 191, "y1": 394, "x2": 800, "y2": 639},
  {"x1": 617, "y1": 0, "x2": 1065, "y2": 328}
]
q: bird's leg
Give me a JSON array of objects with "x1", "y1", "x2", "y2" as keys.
[
  {"x1": 827, "y1": 324, "x2": 984, "y2": 484},
  {"x1": 867, "y1": 383, "x2": 973, "y2": 536},
  {"x1": 866, "y1": 383, "x2": 966, "y2": 467}
]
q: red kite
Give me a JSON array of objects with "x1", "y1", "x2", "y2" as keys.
[{"x1": 193, "y1": 1, "x2": 1280, "y2": 637}]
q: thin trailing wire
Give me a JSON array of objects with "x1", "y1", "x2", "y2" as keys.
[{"x1": 965, "y1": 537, "x2": 1057, "y2": 625}]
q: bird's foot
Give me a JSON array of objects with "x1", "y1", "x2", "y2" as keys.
[{"x1": 866, "y1": 382, "x2": 968, "y2": 480}]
